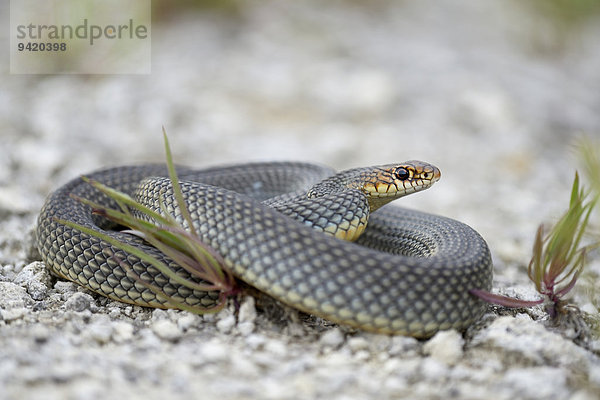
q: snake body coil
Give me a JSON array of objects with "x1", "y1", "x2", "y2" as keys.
[{"x1": 36, "y1": 162, "x2": 492, "y2": 338}]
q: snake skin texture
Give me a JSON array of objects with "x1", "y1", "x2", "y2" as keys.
[{"x1": 36, "y1": 162, "x2": 493, "y2": 338}]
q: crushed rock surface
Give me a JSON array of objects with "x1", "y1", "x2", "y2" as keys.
[{"x1": 1, "y1": 1, "x2": 600, "y2": 399}]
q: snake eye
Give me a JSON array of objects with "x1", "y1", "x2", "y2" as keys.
[{"x1": 395, "y1": 168, "x2": 410, "y2": 181}]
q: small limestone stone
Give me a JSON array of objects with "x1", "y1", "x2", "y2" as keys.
[
  {"x1": 245, "y1": 333, "x2": 267, "y2": 350},
  {"x1": 64, "y1": 292, "x2": 95, "y2": 312},
  {"x1": 347, "y1": 336, "x2": 369, "y2": 353},
  {"x1": 14, "y1": 261, "x2": 51, "y2": 301},
  {"x1": 176, "y1": 313, "x2": 201, "y2": 332},
  {"x1": 200, "y1": 340, "x2": 229, "y2": 363},
  {"x1": 151, "y1": 309, "x2": 170, "y2": 321},
  {"x1": 0, "y1": 282, "x2": 32, "y2": 309},
  {"x1": 0, "y1": 307, "x2": 27, "y2": 321},
  {"x1": 471, "y1": 315, "x2": 590, "y2": 370},
  {"x1": 264, "y1": 339, "x2": 288, "y2": 357},
  {"x1": 237, "y1": 321, "x2": 255, "y2": 336},
  {"x1": 420, "y1": 357, "x2": 450, "y2": 381},
  {"x1": 151, "y1": 319, "x2": 181, "y2": 341},
  {"x1": 238, "y1": 296, "x2": 257, "y2": 324},
  {"x1": 216, "y1": 313, "x2": 236, "y2": 334},
  {"x1": 567, "y1": 390, "x2": 597, "y2": 400},
  {"x1": 319, "y1": 328, "x2": 345, "y2": 349},
  {"x1": 54, "y1": 281, "x2": 78, "y2": 295},
  {"x1": 423, "y1": 330, "x2": 464, "y2": 365},
  {"x1": 580, "y1": 303, "x2": 597, "y2": 315},
  {"x1": 501, "y1": 367, "x2": 568, "y2": 399},
  {"x1": 112, "y1": 321, "x2": 134, "y2": 343},
  {"x1": 388, "y1": 336, "x2": 420, "y2": 356},
  {"x1": 88, "y1": 322, "x2": 113, "y2": 344}
]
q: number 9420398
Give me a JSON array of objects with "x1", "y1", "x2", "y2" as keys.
[{"x1": 18, "y1": 42, "x2": 67, "y2": 51}]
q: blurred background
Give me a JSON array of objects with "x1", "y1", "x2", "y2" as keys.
[{"x1": 1, "y1": 0, "x2": 599, "y2": 271}]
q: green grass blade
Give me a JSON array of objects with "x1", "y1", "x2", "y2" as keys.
[
  {"x1": 77, "y1": 196, "x2": 195, "y2": 256},
  {"x1": 565, "y1": 201, "x2": 594, "y2": 263},
  {"x1": 579, "y1": 138, "x2": 600, "y2": 197},
  {"x1": 154, "y1": 223, "x2": 234, "y2": 286},
  {"x1": 72, "y1": 191, "x2": 234, "y2": 291},
  {"x1": 528, "y1": 225, "x2": 544, "y2": 293},
  {"x1": 139, "y1": 231, "x2": 228, "y2": 291},
  {"x1": 570, "y1": 172, "x2": 581, "y2": 207},
  {"x1": 55, "y1": 131, "x2": 240, "y2": 314},
  {"x1": 82, "y1": 178, "x2": 174, "y2": 227},
  {"x1": 55, "y1": 218, "x2": 222, "y2": 293},
  {"x1": 114, "y1": 255, "x2": 228, "y2": 314},
  {"x1": 163, "y1": 127, "x2": 199, "y2": 237}
]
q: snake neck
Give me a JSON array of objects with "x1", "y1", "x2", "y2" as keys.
[
  {"x1": 306, "y1": 167, "x2": 402, "y2": 213},
  {"x1": 266, "y1": 189, "x2": 370, "y2": 242}
]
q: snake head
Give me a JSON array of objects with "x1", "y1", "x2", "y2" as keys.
[
  {"x1": 306, "y1": 160, "x2": 440, "y2": 212},
  {"x1": 360, "y1": 161, "x2": 441, "y2": 212}
]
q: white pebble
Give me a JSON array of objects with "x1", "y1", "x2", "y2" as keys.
[
  {"x1": 422, "y1": 330, "x2": 464, "y2": 365},
  {"x1": 64, "y1": 292, "x2": 95, "y2": 312},
  {"x1": 245, "y1": 333, "x2": 267, "y2": 350},
  {"x1": 471, "y1": 315, "x2": 590, "y2": 368},
  {"x1": 237, "y1": 321, "x2": 255, "y2": 336},
  {"x1": 151, "y1": 309, "x2": 170, "y2": 320},
  {"x1": 353, "y1": 350, "x2": 370, "y2": 361},
  {"x1": 54, "y1": 281, "x2": 77, "y2": 294},
  {"x1": 580, "y1": 303, "x2": 597, "y2": 315},
  {"x1": 176, "y1": 313, "x2": 201, "y2": 331},
  {"x1": 230, "y1": 354, "x2": 261, "y2": 378},
  {"x1": 216, "y1": 313, "x2": 236, "y2": 334},
  {"x1": 14, "y1": 261, "x2": 51, "y2": 301},
  {"x1": 501, "y1": 367, "x2": 568, "y2": 399},
  {"x1": 388, "y1": 335, "x2": 420, "y2": 356},
  {"x1": 0, "y1": 282, "x2": 32, "y2": 309},
  {"x1": 420, "y1": 357, "x2": 450, "y2": 381},
  {"x1": 347, "y1": 336, "x2": 369, "y2": 353},
  {"x1": 264, "y1": 339, "x2": 288, "y2": 357},
  {"x1": 111, "y1": 321, "x2": 134, "y2": 343},
  {"x1": 200, "y1": 340, "x2": 229, "y2": 363},
  {"x1": 88, "y1": 322, "x2": 113, "y2": 344},
  {"x1": 319, "y1": 328, "x2": 345, "y2": 349},
  {"x1": 0, "y1": 307, "x2": 26, "y2": 321},
  {"x1": 151, "y1": 319, "x2": 181, "y2": 341},
  {"x1": 569, "y1": 390, "x2": 599, "y2": 400},
  {"x1": 238, "y1": 296, "x2": 257, "y2": 324}
]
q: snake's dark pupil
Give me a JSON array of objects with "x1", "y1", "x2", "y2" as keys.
[{"x1": 395, "y1": 168, "x2": 409, "y2": 180}]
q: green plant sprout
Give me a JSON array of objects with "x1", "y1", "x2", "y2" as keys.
[
  {"x1": 474, "y1": 140, "x2": 600, "y2": 319},
  {"x1": 580, "y1": 138, "x2": 600, "y2": 202},
  {"x1": 56, "y1": 130, "x2": 237, "y2": 314}
]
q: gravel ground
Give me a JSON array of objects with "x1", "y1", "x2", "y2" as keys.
[{"x1": 2, "y1": 1, "x2": 600, "y2": 399}]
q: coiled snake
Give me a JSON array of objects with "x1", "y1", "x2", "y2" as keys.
[{"x1": 36, "y1": 161, "x2": 492, "y2": 338}]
